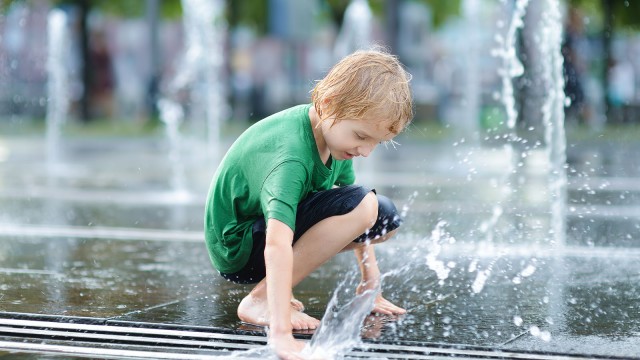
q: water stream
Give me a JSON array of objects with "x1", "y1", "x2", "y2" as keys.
[
  {"x1": 157, "y1": 0, "x2": 227, "y2": 196},
  {"x1": 45, "y1": 8, "x2": 69, "y2": 174}
]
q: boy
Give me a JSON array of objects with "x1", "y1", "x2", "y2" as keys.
[{"x1": 204, "y1": 48, "x2": 413, "y2": 359}]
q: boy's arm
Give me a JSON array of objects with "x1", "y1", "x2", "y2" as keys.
[
  {"x1": 354, "y1": 244, "x2": 406, "y2": 315},
  {"x1": 354, "y1": 244, "x2": 381, "y2": 289},
  {"x1": 264, "y1": 218, "x2": 304, "y2": 354}
]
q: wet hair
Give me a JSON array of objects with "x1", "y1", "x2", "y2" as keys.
[{"x1": 311, "y1": 47, "x2": 414, "y2": 134}]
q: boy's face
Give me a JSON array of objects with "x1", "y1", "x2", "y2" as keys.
[{"x1": 321, "y1": 116, "x2": 396, "y2": 160}]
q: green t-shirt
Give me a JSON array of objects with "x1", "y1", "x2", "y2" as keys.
[{"x1": 204, "y1": 104, "x2": 356, "y2": 273}]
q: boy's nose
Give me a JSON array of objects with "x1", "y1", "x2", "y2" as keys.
[{"x1": 358, "y1": 144, "x2": 375, "y2": 157}]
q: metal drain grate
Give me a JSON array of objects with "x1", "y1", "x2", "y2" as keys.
[{"x1": 0, "y1": 315, "x2": 632, "y2": 359}]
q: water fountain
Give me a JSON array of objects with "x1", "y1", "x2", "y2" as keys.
[
  {"x1": 490, "y1": 0, "x2": 567, "y2": 244},
  {"x1": 155, "y1": 0, "x2": 227, "y2": 202},
  {"x1": 45, "y1": 8, "x2": 69, "y2": 174},
  {"x1": 333, "y1": 0, "x2": 373, "y2": 60},
  {"x1": 159, "y1": 0, "x2": 227, "y2": 158}
]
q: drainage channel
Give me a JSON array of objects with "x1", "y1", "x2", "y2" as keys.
[{"x1": 0, "y1": 315, "x2": 630, "y2": 360}]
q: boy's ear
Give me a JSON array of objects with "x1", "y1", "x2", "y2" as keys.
[
  {"x1": 317, "y1": 97, "x2": 332, "y2": 119},
  {"x1": 321, "y1": 97, "x2": 333, "y2": 110}
]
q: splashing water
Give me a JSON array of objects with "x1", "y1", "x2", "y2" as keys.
[
  {"x1": 303, "y1": 276, "x2": 379, "y2": 359},
  {"x1": 212, "y1": 273, "x2": 380, "y2": 360},
  {"x1": 213, "y1": 219, "x2": 459, "y2": 359},
  {"x1": 470, "y1": 252, "x2": 503, "y2": 294},
  {"x1": 400, "y1": 191, "x2": 419, "y2": 218},
  {"x1": 426, "y1": 221, "x2": 455, "y2": 283},
  {"x1": 512, "y1": 258, "x2": 538, "y2": 284}
]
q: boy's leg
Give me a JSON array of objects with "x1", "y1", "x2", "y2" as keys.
[
  {"x1": 238, "y1": 186, "x2": 401, "y2": 329},
  {"x1": 342, "y1": 194, "x2": 401, "y2": 250}
]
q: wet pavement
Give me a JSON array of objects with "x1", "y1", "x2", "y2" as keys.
[{"x1": 0, "y1": 133, "x2": 639, "y2": 358}]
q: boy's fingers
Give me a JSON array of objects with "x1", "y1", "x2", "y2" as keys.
[
  {"x1": 373, "y1": 307, "x2": 393, "y2": 315},
  {"x1": 374, "y1": 297, "x2": 406, "y2": 315},
  {"x1": 388, "y1": 304, "x2": 407, "y2": 314},
  {"x1": 372, "y1": 302, "x2": 395, "y2": 315}
]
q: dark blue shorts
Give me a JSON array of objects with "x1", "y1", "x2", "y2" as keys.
[{"x1": 220, "y1": 185, "x2": 402, "y2": 284}]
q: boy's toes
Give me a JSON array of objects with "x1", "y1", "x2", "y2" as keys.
[
  {"x1": 291, "y1": 312, "x2": 319, "y2": 330},
  {"x1": 290, "y1": 297, "x2": 305, "y2": 312}
]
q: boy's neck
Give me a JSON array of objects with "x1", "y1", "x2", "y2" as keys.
[{"x1": 309, "y1": 106, "x2": 330, "y2": 164}]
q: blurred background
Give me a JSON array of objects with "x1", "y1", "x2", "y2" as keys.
[
  {"x1": 1, "y1": 0, "x2": 638, "y2": 137},
  {"x1": 2, "y1": 2, "x2": 640, "y2": 357}
]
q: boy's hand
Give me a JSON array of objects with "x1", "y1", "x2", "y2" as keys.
[
  {"x1": 269, "y1": 333, "x2": 307, "y2": 360},
  {"x1": 356, "y1": 280, "x2": 406, "y2": 316},
  {"x1": 371, "y1": 294, "x2": 406, "y2": 316}
]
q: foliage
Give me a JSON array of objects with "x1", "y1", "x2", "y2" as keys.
[
  {"x1": 2, "y1": 0, "x2": 460, "y2": 31},
  {"x1": 419, "y1": 0, "x2": 461, "y2": 28},
  {"x1": 569, "y1": 0, "x2": 640, "y2": 30},
  {"x1": 0, "y1": 0, "x2": 12, "y2": 11},
  {"x1": 326, "y1": 0, "x2": 460, "y2": 28},
  {"x1": 54, "y1": 0, "x2": 183, "y2": 19},
  {"x1": 225, "y1": 0, "x2": 268, "y2": 33}
]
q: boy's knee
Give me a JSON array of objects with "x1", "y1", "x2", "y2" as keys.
[
  {"x1": 355, "y1": 191, "x2": 379, "y2": 226},
  {"x1": 353, "y1": 194, "x2": 402, "y2": 243}
]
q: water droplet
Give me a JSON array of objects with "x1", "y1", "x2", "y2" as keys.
[
  {"x1": 539, "y1": 331, "x2": 551, "y2": 342},
  {"x1": 471, "y1": 269, "x2": 489, "y2": 293},
  {"x1": 529, "y1": 325, "x2": 540, "y2": 336},
  {"x1": 520, "y1": 264, "x2": 536, "y2": 277},
  {"x1": 514, "y1": 316, "x2": 523, "y2": 326},
  {"x1": 564, "y1": 97, "x2": 572, "y2": 107}
]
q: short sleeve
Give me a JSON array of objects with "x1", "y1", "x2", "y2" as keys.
[
  {"x1": 335, "y1": 160, "x2": 355, "y2": 186},
  {"x1": 260, "y1": 161, "x2": 309, "y2": 231}
]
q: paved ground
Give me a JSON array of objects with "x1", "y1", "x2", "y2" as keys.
[{"x1": 0, "y1": 133, "x2": 639, "y2": 358}]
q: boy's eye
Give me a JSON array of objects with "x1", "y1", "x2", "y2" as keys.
[{"x1": 355, "y1": 133, "x2": 366, "y2": 140}]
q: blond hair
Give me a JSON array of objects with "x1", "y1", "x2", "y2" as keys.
[{"x1": 311, "y1": 48, "x2": 413, "y2": 134}]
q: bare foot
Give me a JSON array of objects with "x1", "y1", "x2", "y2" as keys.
[
  {"x1": 290, "y1": 296, "x2": 304, "y2": 312},
  {"x1": 238, "y1": 294, "x2": 319, "y2": 330}
]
